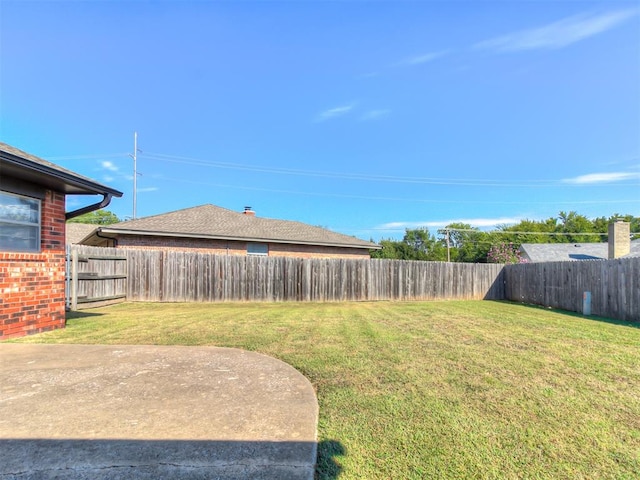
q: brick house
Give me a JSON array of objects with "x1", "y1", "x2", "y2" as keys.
[
  {"x1": 79, "y1": 204, "x2": 379, "y2": 258},
  {"x1": 0, "y1": 142, "x2": 122, "y2": 339}
]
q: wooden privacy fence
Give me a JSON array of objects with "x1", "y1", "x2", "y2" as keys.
[
  {"x1": 123, "y1": 249, "x2": 505, "y2": 302},
  {"x1": 66, "y1": 245, "x2": 127, "y2": 310},
  {"x1": 503, "y1": 257, "x2": 639, "y2": 322},
  {"x1": 65, "y1": 246, "x2": 638, "y2": 322}
]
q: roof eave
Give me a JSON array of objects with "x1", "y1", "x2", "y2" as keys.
[
  {"x1": 0, "y1": 150, "x2": 123, "y2": 197},
  {"x1": 97, "y1": 228, "x2": 381, "y2": 250}
]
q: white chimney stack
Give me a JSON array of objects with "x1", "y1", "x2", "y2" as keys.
[{"x1": 608, "y1": 221, "x2": 630, "y2": 259}]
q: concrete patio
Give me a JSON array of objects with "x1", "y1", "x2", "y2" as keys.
[{"x1": 0, "y1": 344, "x2": 318, "y2": 479}]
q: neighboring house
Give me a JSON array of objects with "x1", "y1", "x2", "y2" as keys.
[
  {"x1": 79, "y1": 204, "x2": 379, "y2": 258},
  {"x1": 0, "y1": 142, "x2": 122, "y2": 339},
  {"x1": 65, "y1": 222, "x2": 98, "y2": 245},
  {"x1": 519, "y1": 222, "x2": 639, "y2": 262},
  {"x1": 519, "y1": 241, "x2": 640, "y2": 262}
]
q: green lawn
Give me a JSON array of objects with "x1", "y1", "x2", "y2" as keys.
[{"x1": 11, "y1": 300, "x2": 640, "y2": 479}]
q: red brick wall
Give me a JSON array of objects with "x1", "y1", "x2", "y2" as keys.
[
  {"x1": 115, "y1": 235, "x2": 371, "y2": 259},
  {"x1": 117, "y1": 235, "x2": 247, "y2": 255},
  {"x1": 0, "y1": 190, "x2": 66, "y2": 339},
  {"x1": 268, "y1": 243, "x2": 371, "y2": 259}
]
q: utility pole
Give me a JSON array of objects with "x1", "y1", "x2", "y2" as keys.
[
  {"x1": 445, "y1": 228, "x2": 451, "y2": 262},
  {"x1": 131, "y1": 132, "x2": 138, "y2": 219}
]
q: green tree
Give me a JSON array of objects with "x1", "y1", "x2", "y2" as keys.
[
  {"x1": 371, "y1": 239, "x2": 405, "y2": 259},
  {"x1": 556, "y1": 211, "x2": 596, "y2": 243},
  {"x1": 372, "y1": 212, "x2": 640, "y2": 262},
  {"x1": 67, "y1": 209, "x2": 120, "y2": 225},
  {"x1": 371, "y1": 229, "x2": 446, "y2": 261},
  {"x1": 402, "y1": 229, "x2": 438, "y2": 260},
  {"x1": 439, "y1": 223, "x2": 492, "y2": 263},
  {"x1": 498, "y1": 219, "x2": 555, "y2": 245}
]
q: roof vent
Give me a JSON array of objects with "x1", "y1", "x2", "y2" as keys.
[{"x1": 243, "y1": 206, "x2": 255, "y2": 216}]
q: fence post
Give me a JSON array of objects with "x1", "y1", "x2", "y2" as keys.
[
  {"x1": 65, "y1": 245, "x2": 71, "y2": 310},
  {"x1": 70, "y1": 248, "x2": 78, "y2": 311}
]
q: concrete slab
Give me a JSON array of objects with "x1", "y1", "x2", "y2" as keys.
[{"x1": 0, "y1": 344, "x2": 318, "y2": 479}]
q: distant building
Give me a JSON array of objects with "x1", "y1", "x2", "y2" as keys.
[
  {"x1": 66, "y1": 223, "x2": 99, "y2": 245},
  {"x1": 519, "y1": 222, "x2": 638, "y2": 262},
  {"x1": 79, "y1": 204, "x2": 379, "y2": 259}
]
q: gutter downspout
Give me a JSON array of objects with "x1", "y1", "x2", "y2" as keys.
[
  {"x1": 95, "y1": 227, "x2": 118, "y2": 247},
  {"x1": 65, "y1": 193, "x2": 113, "y2": 220}
]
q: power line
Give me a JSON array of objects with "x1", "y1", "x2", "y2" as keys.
[
  {"x1": 141, "y1": 151, "x2": 551, "y2": 186},
  {"x1": 149, "y1": 174, "x2": 639, "y2": 206},
  {"x1": 440, "y1": 227, "x2": 607, "y2": 236},
  {"x1": 140, "y1": 151, "x2": 640, "y2": 188},
  {"x1": 45, "y1": 149, "x2": 640, "y2": 188}
]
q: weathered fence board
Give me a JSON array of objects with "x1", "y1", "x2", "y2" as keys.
[
  {"x1": 118, "y1": 250, "x2": 504, "y2": 303},
  {"x1": 66, "y1": 245, "x2": 127, "y2": 310},
  {"x1": 504, "y1": 257, "x2": 639, "y2": 322}
]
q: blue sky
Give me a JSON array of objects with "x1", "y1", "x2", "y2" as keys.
[{"x1": 1, "y1": 1, "x2": 638, "y2": 241}]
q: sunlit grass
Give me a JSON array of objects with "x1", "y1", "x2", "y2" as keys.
[{"x1": 12, "y1": 300, "x2": 640, "y2": 479}]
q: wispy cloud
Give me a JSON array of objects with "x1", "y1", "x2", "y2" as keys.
[
  {"x1": 315, "y1": 103, "x2": 355, "y2": 122},
  {"x1": 474, "y1": 9, "x2": 638, "y2": 52},
  {"x1": 396, "y1": 50, "x2": 448, "y2": 66},
  {"x1": 101, "y1": 160, "x2": 119, "y2": 172},
  {"x1": 378, "y1": 217, "x2": 522, "y2": 231},
  {"x1": 563, "y1": 171, "x2": 640, "y2": 184},
  {"x1": 137, "y1": 187, "x2": 159, "y2": 193},
  {"x1": 360, "y1": 109, "x2": 390, "y2": 121}
]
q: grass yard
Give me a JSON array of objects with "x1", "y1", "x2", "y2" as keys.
[{"x1": 11, "y1": 300, "x2": 640, "y2": 479}]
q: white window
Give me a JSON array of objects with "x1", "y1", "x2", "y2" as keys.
[
  {"x1": 0, "y1": 191, "x2": 41, "y2": 252},
  {"x1": 247, "y1": 242, "x2": 268, "y2": 256}
]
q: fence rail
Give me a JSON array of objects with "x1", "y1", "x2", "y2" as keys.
[{"x1": 66, "y1": 245, "x2": 127, "y2": 310}]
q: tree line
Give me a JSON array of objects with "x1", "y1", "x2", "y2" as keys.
[
  {"x1": 67, "y1": 209, "x2": 121, "y2": 225},
  {"x1": 370, "y1": 212, "x2": 640, "y2": 263}
]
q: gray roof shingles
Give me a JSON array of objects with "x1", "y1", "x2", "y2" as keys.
[
  {"x1": 520, "y1": 240, "x2": 640, "y2": 262},
  {"x1": 98, "y1": 204, "x2": 379, "y2": 249},
  {"x1": 66, "y1": 223, "x2": 98, "y2": 245}
]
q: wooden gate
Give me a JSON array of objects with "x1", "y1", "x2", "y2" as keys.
[{"x1": 66, "y1": 245, "x2": 127, "y2": 310}]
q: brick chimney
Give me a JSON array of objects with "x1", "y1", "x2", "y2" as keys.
[
  {"x1": 608, "y1": 220, "x2": 630, "y2": 259},
  {"x1": 243, "y1": 206, "x2": 255, "y2": 217}
]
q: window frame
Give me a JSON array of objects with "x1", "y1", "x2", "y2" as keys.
[
  {"x1": 0, "y1": 190, "x2": 41, "y2": 253},
  {"x1": 247, "y1": 242, "x2": 269, "y2": 256}
]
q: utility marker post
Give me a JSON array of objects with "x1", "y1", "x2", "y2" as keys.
[{"x1": 582, "y1": 291, "x2": 592, "y2": 316}]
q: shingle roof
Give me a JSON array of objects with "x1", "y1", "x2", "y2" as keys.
[
  {"x1": 519, "y1": 240, "x2": 640, "y2": 262},
  {"x1": 93, "y1": 204, "x2": 379, "y2": 249},
  {"x1": 66, "y1": 223, "x2": 97, "y2": 245},
  {"x1": 0, "y1": 142, "x2": 123, "y2": 197}
]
